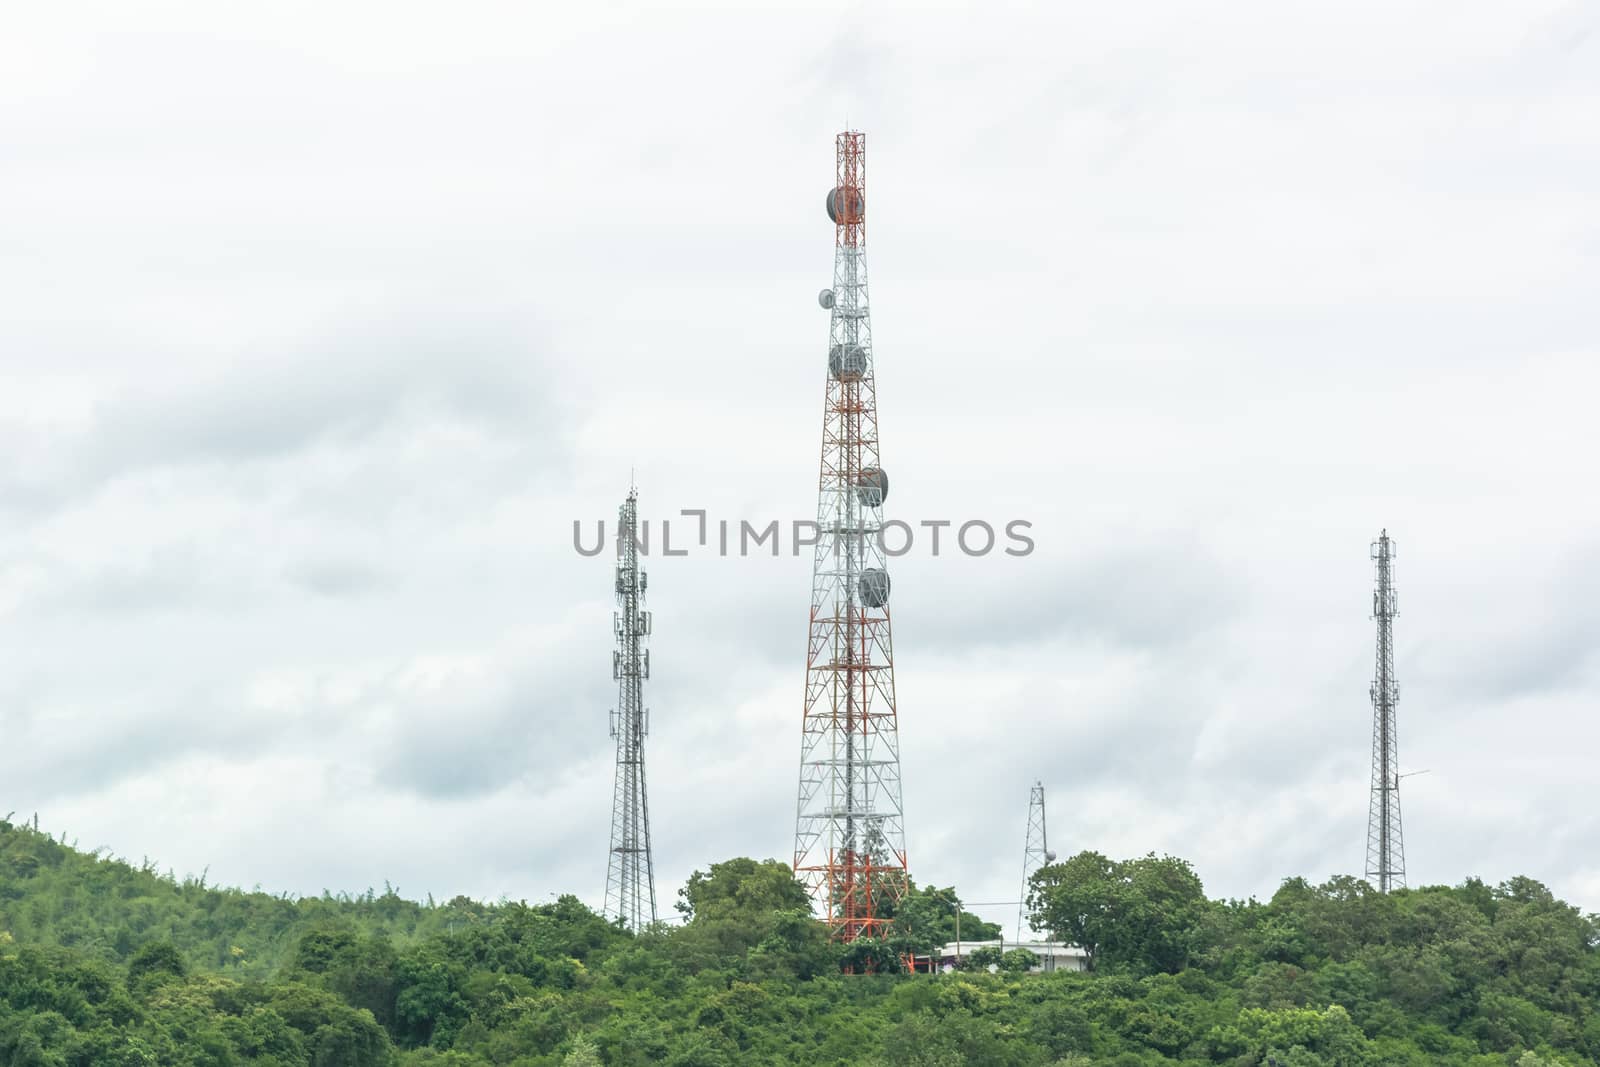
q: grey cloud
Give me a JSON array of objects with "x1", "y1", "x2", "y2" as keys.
[
  {"x1": 371, "y1": 636, "x2": 608, "y2": 801},
  {"x1": 1, "y1": 314, "x2": 573, "y2": 522},
  {"x1": 898, "y1": 537, "x2": 1242, "y2": 654},
  {"x1": 285, "y1": 557, "x2": 391, "y2": 599},
  {"x1": 1416, "y1": 543, "x2": 1600, "y2": 705},
  {"x1": 2, "y1": 2, "x2": 1598, "y2": 914},
  {"x1": 10, "y1": 684, "x2": 267, "y2": 802},
  {"x1": 89, "y1": 327, "x2": 561, "y2": 475},
  {"x1": 22, "y1": 541, "x2": 253, "y2": 618}
]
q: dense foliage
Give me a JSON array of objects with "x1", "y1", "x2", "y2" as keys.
[{"x1": 3, "y1": 820, "x2": 1597, "y2": 1065}]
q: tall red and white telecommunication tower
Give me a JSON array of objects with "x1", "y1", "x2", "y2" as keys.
[{"x1": 792, "y1": 131, "x2": 910, "y2": 943}]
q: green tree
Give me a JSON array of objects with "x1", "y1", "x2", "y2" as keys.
[
  {"x1": 563, "y1": 1033, "x2": 603, "y2": 1066},
  {"x1": 1000, "y1": 948, "x2": 1037, "y2": 974},
  {"x1": 962, "y1": 945, "x2": 1005, "y2": 972},
  {"x1": 289, "y1": 926, "x2": 399, "y2": 1032},
  {"x1": 125, "y1": 941, "x2": 187, "y2": 986},
  {"x1": 676, "y1": 859, "x2": 809, "y2": 922},
  {"x1": 1028, "y1": 851, "x2": 1207, "y2": 973},
  {"x1": 393, "y1": 945, "x2": 468, "y2": 1048},
  {"x1": 889, "y1": 884, "x2": 1002, "y2": 956}
]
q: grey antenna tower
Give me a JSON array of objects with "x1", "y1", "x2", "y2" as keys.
[
  {"x1": 1016, "y1": 781, "x2": 1055, "y2": 940},
  {"x1": 605, "y1": 487, "x2": 657, "y2": 930},
  {"x1": 1365, "y1": 529, "x2": 1405, "y2": 892}
]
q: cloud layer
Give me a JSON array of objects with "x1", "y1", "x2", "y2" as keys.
[{"x1": 2, "y1": 2, "x2": 1597, "y2": 930}]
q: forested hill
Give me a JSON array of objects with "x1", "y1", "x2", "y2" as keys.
[
  {"x1": 0, "y1": 817, "x2": 515, "y2": 980},
  {"x1": 2, "y1": 818, "x2": 1598, "y2": 1066}
]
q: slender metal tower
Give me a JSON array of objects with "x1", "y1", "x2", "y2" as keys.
[
  {"x1": 1365, "y1": 529, "x2": 1405, "y2": 892},
  {"x1": 1016, "y1": 781, "x2": 1055, "y2": 940},
  {"x1": 605, "y1": 488, "x2": 657, "y2": 930},
  {"x1": 793, "y1": 131, "x2": 910, "y2": 943}
]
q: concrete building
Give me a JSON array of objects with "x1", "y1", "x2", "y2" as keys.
[{"x1": 913, "y1": 939, "x2": 1090, "y2": 975}]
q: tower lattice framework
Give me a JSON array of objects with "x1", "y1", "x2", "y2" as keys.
[
  {"x1": 1017, "y1": 781, "x2": 1053, "y2": 940},
  {"x1": 606, "y1": 488, "x2": 657, "y2": 930},
  {"x1": 793, "y1": 131, "x2": 910, "y2": 942},
  {"x1": 1365, "y1": 529, "x2": 1405, "y2": 892}
]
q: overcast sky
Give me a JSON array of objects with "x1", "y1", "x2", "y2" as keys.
[{"x1": 3, "y1": 2, "x2": 1597, "y2": 931}]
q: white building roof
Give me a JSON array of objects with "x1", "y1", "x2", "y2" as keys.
[{"x1": 935, "y1": 939, "x2": 1087, "y2": 959}]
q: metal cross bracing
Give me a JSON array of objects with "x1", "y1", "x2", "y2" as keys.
[
  {"x1": 1365, "y1": 529, "x2": 1406, "y2": 893},
  {"x1": 793, "y1": 131, "x2": 910, "y2": 945},
  {"x1": 1016, "y1": 781, "x2": 1054, "y2": 940},
  {"x1": 605, "y1": 488, "x2": 657, "y2": 931}
]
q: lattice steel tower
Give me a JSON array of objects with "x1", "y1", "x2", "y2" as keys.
[
  {"x1": 793, "y1": 131, "x2": 910, "y2": 942},
  {"x1": 1017, "y1": 781, "x2": 1056, "y2": 940},
  {"x1": 1365, "y1": 529, "x2": 1405, "y2": 892},
  {"x1": 605, "y1": 488, "x2": 657, "y2": 930}
]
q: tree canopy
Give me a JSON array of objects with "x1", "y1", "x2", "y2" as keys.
[
  {"x1": 4, "y1": 820, "x2": 1599, "y2": 1065},
  {"x1": 1027, "y1": 851, "x2": 1208, "y2": 974}
]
